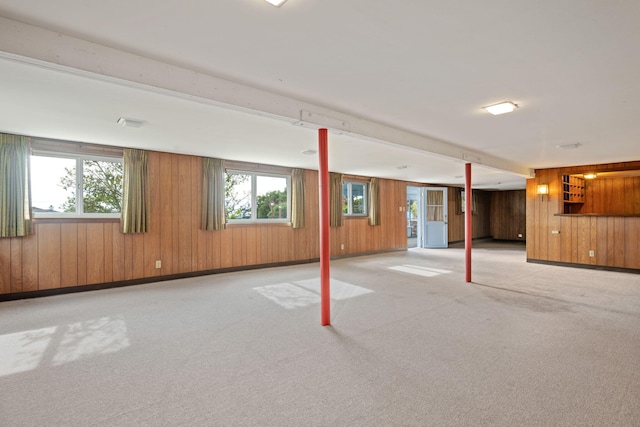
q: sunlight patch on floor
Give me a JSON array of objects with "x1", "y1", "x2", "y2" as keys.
[
  {"x1": 254, "y1": 279, "x2": 373, "y2": 309},
  {"x1": 0, "y1": 315, "x2": 130, "y2": 377},
  {"x1": 253, "y1": 284, "x2": 320, "y2": 309},
  {"x1": 53, "y1": 316, "x2": 130, "y2": 366},
  {"x1": 389, "y1": 265, "x2": 452, "y2": 278},
  {"x1": 0, "y1": 326, "x2": 57, "y2": 376}
]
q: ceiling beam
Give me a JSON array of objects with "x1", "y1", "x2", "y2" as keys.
[{"x1": 0, "y1": 16, "x2": 532, "y2": 177}]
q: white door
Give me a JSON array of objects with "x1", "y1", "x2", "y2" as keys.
[{"x1": 424, "y1": 187, "x2": 448, "y2": 248}]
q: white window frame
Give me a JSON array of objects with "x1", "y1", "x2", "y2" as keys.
[
  {"x1": 225, "y1": 170, "x2": 291, "y2": 224},
  {"x1": 343, "y1": 180, "x2": 368, "y2": 216},
  {"x1": 31, "y1": 150, "x2": 123, "y2": 219}
]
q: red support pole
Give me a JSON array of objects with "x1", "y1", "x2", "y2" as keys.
[
  {"x1": 318, "y1": 129, "x2": 331, "y2": 326},
  {"x1": 465, "y1": 163, "x2": 472, "y2": 283}
]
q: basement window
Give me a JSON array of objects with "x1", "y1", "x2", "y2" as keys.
[
  {"x1": 225, "y1": 171, "x2": 290, "y2": 223},
  {"x1": 343, "y1": 181, "x2": 368, "y2": 216},
  {"x1": 31, "y1": 150, "x2": 123, "y2": 218}
]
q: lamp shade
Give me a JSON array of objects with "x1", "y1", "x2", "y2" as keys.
[{"x1": 537, "y1": 184, "x2": 549, "y2": 195}]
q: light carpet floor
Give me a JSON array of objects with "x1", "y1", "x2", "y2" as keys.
[{"x1": 1, "y1": 241, "x2": 639, "y2": 426}]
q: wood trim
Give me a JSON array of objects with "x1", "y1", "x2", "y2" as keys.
[
  {"x1": 33, "y1": 218, "x2": 120, "y2": 224},
  {"x1": 31, "y1": 137, "x2": 123, "y2": 157},
  {"x1": 536, "y1": 160, "x2": 640, "y2": 175},
  {"x1": 224, "y1": 160, "x2": 293, "y2": 175},
  {"x1": 555, "y1": 213, "x2": 640, "y2": 217},
  {"x1": 225, "y1": 222, "x2": 292, "y2": 228},
  {"x1": 527, "y1": 258, "x2": 640, "y2": 275}
]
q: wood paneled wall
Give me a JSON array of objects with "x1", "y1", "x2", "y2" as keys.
[
  {"x1": 447, "y1": 188, "x2": 492, "y2": 242},
  {"x1": 581, "y1": 177, "x2": 640, "y2": 214},
  {"x1": 0, "y1": 151, "x2": 408, "y2": 296},
  {"x1": 491, "y1": 190, "x2": 526, "y2": 241},
  {"x1": 526, "y1": 161, "x2": 640, "y2": 270},
  {"x1": 331, "y1": 178, "x2": 407, "y2": 255}
]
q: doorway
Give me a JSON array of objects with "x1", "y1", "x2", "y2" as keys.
[
  {"x1": 423, "y1": 187, "x2": 448, "y2": 248},
  {"x1": 406, "y1": 186, "x2": 420, "y2": 248}
]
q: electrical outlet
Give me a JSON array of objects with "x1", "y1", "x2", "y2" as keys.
[
  {"x1": 341, "y1": 244, "x2": 345, "y2": 250},
  {"x1": 155, "y1": 260, "x2": 162, "y2": 269},
  {"x1": 518, "y1": 233, "x2": 523, "y2": 238},
  {"x1": 589, "y1": 250, "x2": 595, "y2": 257}
]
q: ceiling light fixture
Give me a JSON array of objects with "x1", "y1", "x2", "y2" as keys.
[
  {"x1": 117, "y1": 117, "x2": 145, "y2": 128},
  {"x1": 556, "y1": 142, "x2": 582, "y2": 150},
  {"x1": 483, "y1": 101, "x2": 518, "y2": 115},
  {"x1": 301, "y1": 149, "x2": 317, "y2": 155},
  {"x1": 265, "y1": 0, "x2": 287, "y2": 6},
  {"x1": 583, "y1": 173, "x2": 597, "y2": 179}
]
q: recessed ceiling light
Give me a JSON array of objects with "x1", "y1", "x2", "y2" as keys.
[
  {"x1": 301, "y1": 149, "x2": 317, "y2": 155},
  {"x1": 397, "y1": 165, "x2": 408, "y2": 170},
  {"x1": 482, "y1": 101, "x2": 518, "y2": 115},
  {"x1": 265, "y1": 0, "x2": 287, "y2": 6},
  {"x1": 117, "y1": 117, "x2": 145, "y2": 128},
  {"x1": 556, "y1": 142, "x2": 582, "y2": 150}
]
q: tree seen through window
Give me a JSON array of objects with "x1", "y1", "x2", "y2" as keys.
[{"x1": 225, "y1": 171, "x2": 289, "y2": 221}]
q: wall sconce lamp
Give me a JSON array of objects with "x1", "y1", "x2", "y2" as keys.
[{"x1": 537, "y1": 184, "x2": 549, "y2": 201}]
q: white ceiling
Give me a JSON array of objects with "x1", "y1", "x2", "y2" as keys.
[{"x1": 1, "y1": 0, "x2": 639, "y2": 190}]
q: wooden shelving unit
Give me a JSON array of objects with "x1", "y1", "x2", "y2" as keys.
[{"x1": 562, "y1": 175, "x2": 585, "y2": 213}]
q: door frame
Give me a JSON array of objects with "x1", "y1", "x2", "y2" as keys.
[{"x1": 422, "y1": 187, "x2": 448, "y2": 248}]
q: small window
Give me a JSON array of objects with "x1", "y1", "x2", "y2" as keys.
[
  {"x1": 460, "y1": 190, "x2": 477, "y2": 214},
  {"x1": 225, "y1": 171, "x2": 290, "y2": 222},
  {"x1": 31, "y1": 152, "x2": 123, "y2": 218},
  {"x1": 343, "y1": 181, "x2": 368, "y2": 216}
]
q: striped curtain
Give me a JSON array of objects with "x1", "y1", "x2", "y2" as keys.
[
  {"x1": 329, "y1": 172, "x2": 343, "y2": 227},
  {"x1": 291, "y1": 168, "x2": 305, "y2": 229},
  {"x1": 121, "y1": 149, "x2": 150, "y2": 233},
  {"x1": 368, "y1": 177, "x2": 380, "y2": 226},
  {"x1": 201, "y1": 157, "x2": 225, "y2": 231},
  {"x1": 0, "y1": 133, "x2": 32, "y2": 237}
]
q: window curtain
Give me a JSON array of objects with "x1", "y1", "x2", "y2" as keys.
[
  {"x1": 458, "y1": 188, "x2": 477, "y2": 215},
  {"x1": 0, "y1": 133, "x2": 32, "y2": 237},
  {"x1": 121, "y1": 149, "x2": 150, "y2": 233},
  {"x1": 291, "y1": 168, "x2": 305, "y2": 229},
  {"x1": 472, "y1": 190, "x2": 478, "y2": 214},
  {"x1": 201, "y1": 157, "x2": 225, "y2": 231},
  {"x1": 329, "y1": 172, "x2": 343, "y2": 227},
  {"x1": 427, "y1": 189, "x2": 445, "y2": 221},
  {"x1": 368, "y1": 177, "x2": 380, "y2": 226}
]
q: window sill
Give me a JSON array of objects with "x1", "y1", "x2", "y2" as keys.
[
  {"x1": 225, "y1": 222, "x2": 292, "y2": 228},
  {"x1": 33, "y1": 217, "x2": 121, "y2": 224}
]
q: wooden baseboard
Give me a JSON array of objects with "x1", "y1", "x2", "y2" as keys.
[{"x1": 527, "y1": 258, "x2": 640, "y2": 274}]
